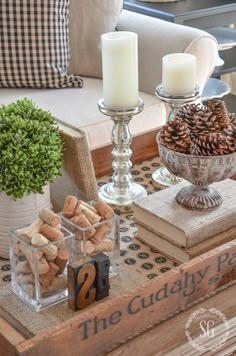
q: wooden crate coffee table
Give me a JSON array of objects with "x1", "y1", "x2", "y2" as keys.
[{"x1": 0, "y1": 157, "x2": 236, "y2": 355}]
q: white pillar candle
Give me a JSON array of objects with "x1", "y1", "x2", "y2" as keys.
[
  {"x1": 101, "y1": 31, "x2": 139, "y2": 109},
  {"x1": 162, "y1": 53, "x2": 196, "y2": 95}
]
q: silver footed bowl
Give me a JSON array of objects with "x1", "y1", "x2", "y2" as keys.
[{"x1": 157, "y1": 135, "x2": 236, "y2": 211}]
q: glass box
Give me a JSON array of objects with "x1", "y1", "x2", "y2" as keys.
[
  {"x1": 60, "y1": 207, "x2": 120, "y2": 278},
  {"x1": 9, "y1": 225, "x2": 75, "y2": 311}
]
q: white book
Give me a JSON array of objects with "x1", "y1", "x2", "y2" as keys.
[
  {"x1": 133, "y1": 179, "x2": 236, "y2": 248},
  {"x1": 136, "y1": 222, "x2": 236, "y2": 263}
]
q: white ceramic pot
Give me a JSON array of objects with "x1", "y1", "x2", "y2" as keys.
[{"x1": 0, "y1": 186, "x2": 51, "y2": 258}]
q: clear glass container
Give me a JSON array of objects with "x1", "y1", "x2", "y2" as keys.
[
  {"x1": 60, "y1": 208, "x2": 120, "y2": 278},
  {"x1": 9, "y1": 225, "x2": 75, "y2": 312}
]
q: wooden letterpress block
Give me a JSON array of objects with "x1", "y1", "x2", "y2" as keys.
[
  {"x1": 67, "y1": 257, "x2": 96, "y2": 311},
  {"x1": 92, "y1": 253, "x2": 110, "y2": 301}
]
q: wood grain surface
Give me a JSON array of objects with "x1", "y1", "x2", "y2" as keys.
[
  {"x1": 91, "y1": 130, "x2": 160, "y2": 177},
  {"x1": 13, "y1": 240, "x2": 236, "y2": 356}
]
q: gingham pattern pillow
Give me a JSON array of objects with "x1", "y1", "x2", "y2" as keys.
[{"x1": 0, "y1": 0, "x2": 83, "y2": 88}]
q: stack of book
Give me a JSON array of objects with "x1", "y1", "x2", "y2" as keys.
[{"x1": 133, "y1": 179, "x2": 236, "y2": 263}]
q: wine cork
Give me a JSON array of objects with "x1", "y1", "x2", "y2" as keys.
[
  {"x1": 23, "y1": 283, "x2": 48, "y2": 298},
  {"x1": 40, "y1": 224, "x2": 65, "y2": 248},
  {"x1": 91, "y1": 224, "x2": 111, "y2": 243},
  {"x1": 51, "y1": 276, "x2": 67, "y2": 290},
  {"x1": 19, "y1": 242, "x2": 43, "y2": 264},
  {"x1": 37, "y1": 256, "x2": 50, "y2": 275},
  {"x1": 78, "y1": 200, "x2": 97, "y2": 213},
  {"x1": 39, "y1": 208, "x2": 61, "y2": 227},
  {"x1": 16, "y1": 273, "x2": 34, "y2": 285},
  {"x1": 45, "y1": 254, "x2": 57, "y2": 262},
  {"x1": 63, "y1": 195, "x2": 78, "y2": 218},
  {"x1": 81, "y1": 240, "x2": 113, "y2": 256},
  {"x1": 17, "y1": 233, "x2": 32, "y2": 245},
  {"x1": 55, "y1": 249, "x2": 69, "y2": 274},
  {"x1": 39, "y1": 277, "x2": 68, "y2": 296},
  {"x1": 76, "y1": 202, "x2": 101, "y2": 225},
  {"x1": 95, "y1": 200, "x2": 114, "y2": 220},
  {"x1": 19, "y1": 276, "x2": 60, "y2": 297},
  {"x1": 80, "y1": 240, "x2": 96, "y2": 255},
  {"x1": 31, "y1": 233, "x2": 57, "y2": 260},
  {"x1": 40, "y1": 263, "x2": 60, "y2": 288},
  {"x1": 16, "y1": 260, "x2": 32, "y2": 275},
  {"x1": 93, "y1": 240, "x2": 113, "y2": 254},
  {"x1": 22, "y1": 284, "x2": 35, "y2": 298},
  {"x1": 19, "y1": 242, "x2": 49, "y2": 275},
  {"x1": 15, "y1": 218, "x2": 44, "y2": 244},
  {"x1": 45, "y1": 254, "x2": 56, "y2": 262},
  {"x1": 19, "y1": 243, "x2": 49, "y2": 274},
  {"x1": 74, "y1": 230, "x2": 83, "y2": 241},
  {"x1": 54, "y1": 223, "x2": 62, "y2": 231},
  {"x1": 31, "y1": 233, "x2": 48, "y2": 247},
  {"x1": 13, "y1": 242, "x2": 22, "y2": 257},
  {"x1": 73, "y1": 214, "x2": 96, "y2": 238},
  {"x1": 41, "y1": 277, "x2": 67, "y2": 294}
]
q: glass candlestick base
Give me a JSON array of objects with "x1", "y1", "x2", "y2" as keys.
[
  {"x1": 99, "y1": 182, "x2": 147, "y2": 206},
  {"x1": 152, "y1": 84, "x2": 200, "y2": 188},
  {"x1": 98, "y1": 98, "x2": 147, "y2": 206},
  {"x1": 152, "y1": 167, "x2": 182, "y2": 188}
]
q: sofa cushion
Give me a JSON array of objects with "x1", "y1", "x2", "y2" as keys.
[
  {"x1": 0, "y1": 77, "x2": 166, "y2": 150},
  {"x1": 0, "y1": 0, "x2": 82, "y2": 89},
  {"x1": 68, "y1": 0, "x2": 123, "y2": 79}
]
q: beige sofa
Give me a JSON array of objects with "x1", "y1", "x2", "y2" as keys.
[{"x1": 0, "y1": 9, "x2": 218, "y2": 209}]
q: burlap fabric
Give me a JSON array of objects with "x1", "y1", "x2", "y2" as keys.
[
  {"x1": 0, "y1": 157, "x2": 180, "y2": 336},
  {"x1": 50, "y1": 123, "x2": 98, "y2": 212}
]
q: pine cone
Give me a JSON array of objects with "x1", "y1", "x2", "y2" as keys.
[
  {"x1": 224, "y1": 124, "x2": 236, "y2": 139},
  {"x1": 177, "y1": 103, "x2": 203, "y2": 117},
  {"x1": 208, "y1": 99, "x2": 229, "y2": 129},
  {"x1": 176, "y1": 103, "x2": 202, "y2": 128},
  {"x1": 191, "y1": 132, "x2": 235, "y2": 156},
  {"x1": 176, "y1": 104, "x2": 221, "y2": 137},
  {"x1": 229, "y1": 112, "x2": 236, "y2": 126},
  {"x1": 160, "y1": 118, "x2": 191, "y2": 153},
  {"x1": 223, "y1": 112, "x2": 236, "y2": 139},
  {"x1": 227, "y1": 134, "x2": 236, "y2": 151}
]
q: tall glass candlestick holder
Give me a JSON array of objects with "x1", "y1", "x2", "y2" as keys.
[
  {"x1": 152, "y1": 84, "x2": 200, "y2": 187},
  {"x1": 98, "y1": 98, "x2": 147, "y2": 206}
]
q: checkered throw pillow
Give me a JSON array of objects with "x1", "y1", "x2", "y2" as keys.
[{"x1": 0, "y1": 0, "x2": 83, "y2": 88}]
